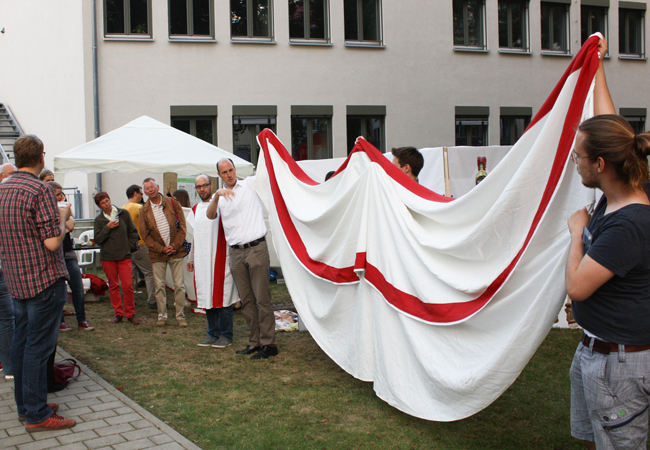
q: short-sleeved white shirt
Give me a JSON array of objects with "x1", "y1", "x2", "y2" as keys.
[{"x1": 217, "y1": 177, "x2": 267, "y2": 246}]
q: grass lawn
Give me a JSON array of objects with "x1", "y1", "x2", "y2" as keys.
[{"x1": 59, "y1": 281, "x2": 588, "y2": 450}]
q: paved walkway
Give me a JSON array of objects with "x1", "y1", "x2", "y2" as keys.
[{"x1": 0, "y1": 347, "x2": 201, "y2": 450}]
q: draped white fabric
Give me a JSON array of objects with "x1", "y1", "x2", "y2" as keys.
[{"x1": 253, "y1": 37, "x2": 601, "y2": 421}]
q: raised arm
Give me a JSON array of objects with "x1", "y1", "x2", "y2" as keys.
[{"x1": 593, "y1": 38, "x2": 616, "y2": 116}]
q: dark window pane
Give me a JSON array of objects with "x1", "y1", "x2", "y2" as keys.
[
  {"x1": 231, "y1": 0, "x2": 248, "y2": 36},
  {"x1": 130, "y1": 0, "x2": 149, "y2": 34},
  {"x1": 291, "y1": 118, "x2": 309, "y2": 161},
  {"x1": 347, "y1": 118, "x2": 362, "y2": 154},
  {"x1": 193, "y1": 0, "x2": 211, "y2": 35},
  {"x1": 362, "y1": 0, "x2": 378, "y2": 41},
  {"x1": 311, "y1": 118, "x2": 330, "y2": 159},
  {"x1": 310, "y1": 0, "x2": 326, "y2": 39},
  {"x1": 172, "y1": 119, "x2": 191, "y2": 134},
  {"x1": 344, "y1": 0, "x2": 359, "y2": 40},
  {"x1": 453, "y1": 0, "x2": 465, "y2": 45},
  {"x1": 106, "y1": 0, "x2": 125, "y2": 34},
  {"x1": 170, "y1": 0, "x2": 188, "y2": 35},
  {"x1": 289, "y1": 0, "x2": 305, "y2": 38},
  {"x1": 253, "y1": 0, "x2": 270, "y2": 37},
  {"x1": 581, "y1": 6, "x2": 605, "y2": 44},
  {"x1": 233, "y1": 124, "x2": 253, "y2": 162},
  {"x1": 195, "y1": 120, "x2": 214, "y2": 144},
  {"x1": 498, "y1": 2, "x2": 508, "y2": 47}
]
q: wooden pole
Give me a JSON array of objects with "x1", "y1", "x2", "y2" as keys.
[{"x1": 443, "y1": 147, "x2": 451, "y2": 197}]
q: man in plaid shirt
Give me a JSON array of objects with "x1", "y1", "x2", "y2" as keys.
[{"x1": 0, "y1": 135, "x2": 76, "y2": 431}]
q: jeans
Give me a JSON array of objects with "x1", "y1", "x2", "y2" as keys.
[
  {"x1": 0, "y1": 271, "x2": 15, "y2": 375},
  {"x1": 101, "y1": 259, "x2": 135, "y2": 318},
  {"x1": 206, "y1": 306, "x2": 234, "y2": 341},
  {"x1": 61, "y1": 258, "x2": 86, "y2": 324},
  {"x1": 12, "y1": 278, "x2": 66, "y2": 424}
]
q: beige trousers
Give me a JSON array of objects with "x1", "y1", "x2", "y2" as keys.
[{"x1": 152, "y1": 258, "x2": 186, "y2": 320}]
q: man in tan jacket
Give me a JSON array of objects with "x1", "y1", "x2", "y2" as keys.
[{"x1": 139, "y1": 178, "x2": 187, "y2": 327}]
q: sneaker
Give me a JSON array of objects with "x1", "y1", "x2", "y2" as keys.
[
  {"x1": 156, "y1": 318, "x2": 166, "y2": 327},
  {"x1": 212, "y1": 336, "x2": 232, "y2": 349},
  {"x1": 19, "y1": 403, "x2": 58, "y2": 422},
  {"x1": 177, "y1": 318, "x2": 188, "y2": 328},
  {"x1": 197, "y1": 336, "x2": 217, "y2": 347},
  {"x1": 59, "y1": 323, "x2": 72, "y2": 332},
  {"x1": 25, "y1": 413, "x2": 75, "y2": 432},
  {"x1": 78, "y1": 321, "x2": 95, "y2": 331},
  {"x1": 250, "y1": 345, "x2": 279, "y2": 360}
]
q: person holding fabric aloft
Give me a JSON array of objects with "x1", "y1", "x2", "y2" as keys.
[
  {"x1": 94, "y1": 192, "x2": 140, "y2": 325},
  {"x1": 565, "y1": 37, "x2": 650, "y2": 450}
]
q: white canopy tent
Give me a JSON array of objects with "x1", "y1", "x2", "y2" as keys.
[{"x1": 53, "y1": 116, "x2": 254, "y2": 177}]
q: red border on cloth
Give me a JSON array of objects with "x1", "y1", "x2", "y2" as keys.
[{"x1": 257, "y1": 35, "x2": 601, "y2": 323}]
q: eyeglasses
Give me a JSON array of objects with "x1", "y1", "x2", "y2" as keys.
[
  {"x1": 570, "y1": 150, "x2": 587, "y2": 164},
  {"x1": 195, "y1": 183, "x2": 210, "y2": 189}
]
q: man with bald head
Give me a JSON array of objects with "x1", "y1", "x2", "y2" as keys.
[
  {"x1": 0, "y1": 163, "x2": 16, "y2": 182},
  {"x1": 207, "y1": 159, "x2": 278, "y2": 359},
  {"x1": 187, "y1": 175, "x2": 238, "y2": 348}
]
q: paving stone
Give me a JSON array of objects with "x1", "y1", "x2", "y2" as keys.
[
  {"x1": 0, "y1": 433, "x2": 34, "y2": 447},
  {"x1": 49, "y1": 395, "x2": 81, "y2": 405},
  {"x1": 16, "y1": 437, "x2": 61, "y2": 450},
  {"x1": 130, "y1": 419, "x2": 153, "y2": 430},
  {"x1": 7, "y1": 425, "x2": 27, "y2": 436},
  {"x1": 31, "y1": 429, "x2": 74, "y2": 440},
  {"x1": 56, "y1": 387, "x2": 89, "y2": 397},
  {"x1": 112, "y1": 438, "x2": 156, "y2": 450},
  {"x1": 0, "y1": 398, "x2": 17, "y2": 407},
  {"x1": 89, "y1": 401, "x2": 124, "y2": 412},
  {"x1": 61, "y1": 406, "x2": 93, "y2": 418},
  {"x1": 68, "y1": 419, "x2": 109, "y2": 433},
  {"x1": 64, "y1": 398, "x2": 101, "y2": 410},
  {"x1": 76, "y1": 390, "x2": 110, "y2": 400},
  {"x1": 84, "y1": 384, "x2": 106, "y2": 392},
  {"x1": 95, "y1": 423, "x2": 135, "y2": 437},
  {"x1": 113, "y1": 406, "x2": 135, "y2": 415},
  {"x1": 78, "y1": 409, "x2": 118, "y2": 422},
  {"x1": 84, "y1": 433, "x2": 127, "y2": 449},
  {"x1": 55, "y1": 443, "x2": 88, "y2": 450},
  {"x1": 0, "y1": 386, "x2": 14, "y2": 395},
  {"x1": 2, "y1": 391, "x2": 15, "y2": 400},
  {"x1": 105, "y1": 413, "x2": 144, "y2": 426},
  {"x1": 153, "y1": 442, "x2": 185, "y2": 450},
  {"x1": 149, "y1": 434, "x2": 174, "y2": 445},
  {"x1": 0, "y1": 418, "x2": 23, "y2": 430},
  {"x1": 0, "y1": 429, "x2": 8, "y2": 438},
  {"x1": 98, "y1": 395, "x2": 116, "y2": 403},
  {"x1": 55, "y1": 429, "x2": 99, "y2": 445},
  {"x1": 0, "y1": 411, "x2": 18, "y2": 422},
  {"x1": 121, "y1": 427, "x2": 162, "y2": 441}
]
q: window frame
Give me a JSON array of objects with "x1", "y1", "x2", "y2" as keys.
[
  {"x1": 499, "y1": 107, "x2": 532, "y2": 145},
  {"x1": 620, "y1": 107, "x2": 646, "y2": 134},
  {"x1": 541, "y1": 1, "x2": 570, "y2": 55},
  {"x1": 289, "y1": 0, "x2": 331, "y2": 45},
  {"x1": 580, "y1": 4, "x2": 609, "y2": 47},
  {"x1": 453, "y1": 0, "x2": 488, "y2": 52},
  {"x1": 168, "y1": 0, "x2": 216, "y2": 41},
  {"x1": 346, "y1": 105, "x2": 386, "y2": 154},
  {"x1": 170, "y1": 105, "x2": 218, "y2": 146},
  {"x1": 232, "y1": 106, "x2": 277, "y2": 168},
  {"x1": 230, "y1": 0, "x2": 275, "y2": 43},
  {"x1": 498, "y1": 0, "x2": 530, "y2": 53},
  {"x1": 344, "y1": 0, "x2": 384, "y2": 48},
  {"x1": 619, "y1": 6, "x2": 646, "y2": 59},
  {"x1": 455, "y1": 106, "x2": 489, "y2": 147},
  {"x1": 291, "y1": 106, "x2": 333, "y2": 161},
  {"x1": 104, "y1": 0, "x2": 153, "y2": 40}
]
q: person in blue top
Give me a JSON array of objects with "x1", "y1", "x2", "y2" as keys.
[{"x1": 565, "y1": 37, "x2": 650, "y2": 450}]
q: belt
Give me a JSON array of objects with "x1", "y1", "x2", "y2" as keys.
[
  {"x1": 230, "y1": 236, "x2": 265, "y2": 250},
  {"x1": 581, "y1": 332, "x2": 650, "y2": 355}
]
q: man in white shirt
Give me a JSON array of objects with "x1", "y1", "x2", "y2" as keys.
[
  {"x1": 187, "y1": 175, "x2": 238, "y2": 348},
  {"x1": 207, "y1": 158, "x2": 278, "y2": 359}
]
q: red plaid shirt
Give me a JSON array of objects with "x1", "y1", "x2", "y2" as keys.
[{"x1": 0, "y1": 170, "x2": 68, "y2": 299}]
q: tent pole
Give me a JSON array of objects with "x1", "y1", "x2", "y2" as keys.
[
  {"x1": 443, "y1": 147, "x2": 451, "y2": 197},
  {"x1": 92, "y1": 0, "x2": 102, "y2": 192}
]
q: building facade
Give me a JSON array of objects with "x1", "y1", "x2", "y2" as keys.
[{"x1": 0, "y1": 0, "x2": 648, "y2": 216}]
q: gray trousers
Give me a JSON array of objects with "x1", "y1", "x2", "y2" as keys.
[
  {"x1": 229, "y1": 241, "x2": 276, "y2": 347},
  {"x1": 130, "y1": 245, "x2": 155, "y2": 303}
]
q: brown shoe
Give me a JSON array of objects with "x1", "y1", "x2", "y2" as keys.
[
  {"x1": 177, "y1": 318, "x2": 188, "y2": 328},
  {"x1": 25, "y1": 413, "x2": 75, "y2": 432},
  {"x1": 127, "y1": 316, "x2": 140, "y2": 325},
  {"x1": 112, "y1": 315, "x2": 123, "y2": 323}
]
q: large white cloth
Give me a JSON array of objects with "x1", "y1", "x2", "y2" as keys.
[
  {"x1": 253, "y1": 36, "x2": 602, "y2": 421},
  {"x1": 187, "y1": 201, "x2": 237, "y2": 309}
]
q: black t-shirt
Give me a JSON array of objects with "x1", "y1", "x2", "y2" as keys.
[{"x1": 572, "y1": 187, "x2": 650, "y2": 345}]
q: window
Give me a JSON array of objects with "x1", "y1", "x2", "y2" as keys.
[
  {"x1": 289, "y1": 0, "x2": 329, "y2": 42},
  {"x1": 619, "y1": 6, "x2": 645, "y2": 57},
  {"x1": 453, "y1": 0, "x2": 486, "y2": 49},
  {"x1": 498, "y1": 0, "x2": 529, "y2": 51},
  {"x1": 456, "y1": 107, "x2": 489, "y2": 146},
  {"x1": 231, "y1": 0, "x2": 273, "y2": 40},
  {"x1": 346, "y1": 106, "x2": 385, "y2": 154},
  {"x1": 620, "y1": 108, "x2": 646, "y2": 134},
  {"x1": 105, "y1": 0, "x2": 151, "y2": 36},
  {"x1": 170, "y1": 106, "x2": 218, "y2": 145},
  {"x1": 232, "y1": 106, "x2": 277, "y2": 167},
  {"x1": 500, "y1": 107, "x2": 531, "y2": 145},
  {"x1": 541, "y1": 2, "x2": 569, "y2": 53},
  {"x1": 169, "y1": 0, "x2": 213, "y2": 38},
  {"x1": 344, "y1": 0, "x2": 382, "y2": 45},
  {"x1": 291, "y1": 106, "x2": 332, "y2": 161},
  {"x1": 581, "y1": 4, "x2": 608, "y2": 45}
]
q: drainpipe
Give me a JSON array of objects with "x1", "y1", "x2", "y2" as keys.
[{"x1": 92, "y1": 0, "x2": 102, "y2": 192}]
